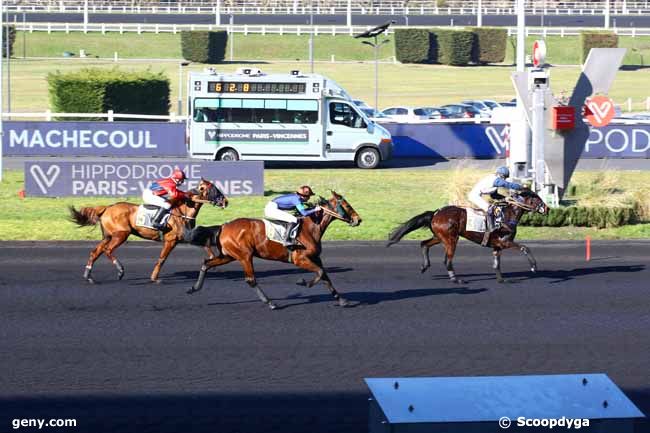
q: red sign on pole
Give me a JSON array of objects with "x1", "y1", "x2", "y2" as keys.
[
  {"x1": 532, "y1": 40, "x2": 546, "y2": 67},
  {"x1": 584, "y1": 95, "x2": 616, "y2": 127}
]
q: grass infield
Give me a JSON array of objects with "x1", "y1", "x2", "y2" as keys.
[{"x1": 1, "y1": 169, "x2": 649, "y2": 241}]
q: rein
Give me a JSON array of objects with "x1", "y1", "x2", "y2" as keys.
[
  {"x1": 320, "y1": 204, "x2": 351, "y2": 223},
  {"x1": 505, "y1": 196, "x2": 536, "y2": 212}
]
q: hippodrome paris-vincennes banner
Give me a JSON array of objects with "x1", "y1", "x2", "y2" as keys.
[
  {"x1": 3, "y1": 121, "x2": 187, "y2": 156},
  {"x1": 24, "y1": 161, "x2": 264, "y2": 197}
]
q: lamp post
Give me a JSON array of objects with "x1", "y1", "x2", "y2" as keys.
[
  {"x1": 177, "y1": 61, "x2": 190, "y2": 116},
  {"x1": 309, "y1": 0, "x2": 314, "y2": 73},
  {"x1": 354, "y1": 21, "x2": 394, "y2": 114},
  {"x1": 0, "y1": 0, "x2": 3, "y2": 183}
]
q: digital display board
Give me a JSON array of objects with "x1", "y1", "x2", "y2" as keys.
[{"x1": 207, "y1": 82, "x2": 306, "y2": 94}]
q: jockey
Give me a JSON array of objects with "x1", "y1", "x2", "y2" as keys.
[
  {"x1": 142, "y1": 168, "x2": 188, "y2": 230},
  {"x1": 468, "y1": 166, "x2": 523, "y2": 243},
  {"x1": 264, "y1": 185, "x2": 321, "y2": 246}
]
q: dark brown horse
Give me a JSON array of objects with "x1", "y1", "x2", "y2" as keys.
[
  {"x1": 387, "y1": 190, "x2": 549, "y2": 283},
  {"x1": 69, "y1": 178, "x2": 227, "y2": 284},
  {"x1": 185, "y1": 191, "x2": 361, "y2": 309}
]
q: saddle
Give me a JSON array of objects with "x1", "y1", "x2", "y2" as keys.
[
  {"x1": 263, "y1": 219, "x2": 301, "y2": 246},
  {"x1": 135, "y1": 204, "x2": 170, "y2": 230}
]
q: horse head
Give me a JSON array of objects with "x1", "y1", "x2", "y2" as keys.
[
  {"x1": 512, "y1": 189, "x2": 549, "y2": 215},
  {"x1": 318, "y1": 190, "x2": 362, "y2": 227},
  {"x1": 195, "y1": 177, "x2": 228, "y2": 209}
]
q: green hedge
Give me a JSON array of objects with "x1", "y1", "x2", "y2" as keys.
[
  {"x1": 579, "y1": 31, "x2": 618, "y2": 63},
  {"x1": 47, "y1": 68, "x2": 170, "y2": 120},
  {"x1": 469, "y1": 27, "x2": 507, "y2": 64},
  {"x1": 181, "y1": 30, "x2": 228, "y2": 63},
  {"x1": 394, "y1": 28, "x2": 432, "y2": 63},
  {"x1": 434, "y1": 29, "x2": 474, "y2": 66},
  {"x1": 520, "y1": 206, "x2": 636, "y2": 229},
  {"x1": 2, "y1": 25, "x2": 16, "y2": 58}
]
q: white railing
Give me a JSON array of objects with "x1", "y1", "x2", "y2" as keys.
[
  {"x1": 13, "y1": 22, "x2": 650, "y2": 37},
  {"x1": 5, "y1": 110, "x2": 187, "y2": 121},
  {"x1": 3, "y1": 1, "x2": 650, "y2": 15}
]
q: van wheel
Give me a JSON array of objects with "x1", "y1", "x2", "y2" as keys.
[
  {"x1": 355, "y1": 147, "x2": 380, "y2": 169},
  {"x1": 217, "y1": 148, "x2": 239, "y2": 162}
]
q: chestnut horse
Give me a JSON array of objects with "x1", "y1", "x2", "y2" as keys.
[
  {"x1": 185, "y1": 191, "x2": 361, "y2": 310},
  {"x1": 69, "y1": 178, "x2": 227, "y2": 284},
  {"x1": 387, "y1": 190, "x2": 549, "y2": 283}
]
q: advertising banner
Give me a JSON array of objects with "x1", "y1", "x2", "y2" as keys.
[
  {"x1": 24, "y1": 161, "x2": 264, "y2": 197},
  {"x1": 4, "y1": 121, "x2": 187, "y2": 157}
]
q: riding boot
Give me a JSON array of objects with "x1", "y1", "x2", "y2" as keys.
[
  {"x1": 481, "y1": 209, "x2": 494, "y2": 246},
  {"x1": 281, "y1": 222, "x2": 297, "y2": 246},
  {"x1": 152, "y1": 207, "x2": 169, "y2": 230}
]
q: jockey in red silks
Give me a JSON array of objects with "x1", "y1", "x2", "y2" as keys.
[{"x1": 142, "y1": 169, "x2": 188, "y2": 230}]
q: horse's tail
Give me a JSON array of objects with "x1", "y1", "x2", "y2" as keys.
[
  {"x1": 184, "y1": 225, "x2": 221, "y2": 246},
  {"x1": 68, "y1": 205, "x2": 108, "y2": 227},
  {"x1": 387, "y1": 210, "x2": 437, "y2": 247}
]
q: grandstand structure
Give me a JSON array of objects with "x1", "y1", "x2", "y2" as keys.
[{"x1": 4, "y1": 1, "x2": 650, "y2": 14}]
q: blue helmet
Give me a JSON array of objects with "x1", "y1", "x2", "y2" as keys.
[{"x1": 496, "y1": 166, "x2": 510, "y2": 178}]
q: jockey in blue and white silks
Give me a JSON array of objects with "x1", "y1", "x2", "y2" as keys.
[
  {"x1": 468, "y1": 166, "x2": 523, "y2": 212},
  {"x1": 264, "y1": 185, "x2": 321, "y2": 246}
]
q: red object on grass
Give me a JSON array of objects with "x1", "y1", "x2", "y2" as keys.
[
  {"x1": 585, "y1": 236, "x2": 591, "y2": 262},
  {"x1": 552, "y1": 106, "x2": 576, "y2": 130},
  {"x1": 18, "y1": 189, "x2": 25, "y2": 199}
]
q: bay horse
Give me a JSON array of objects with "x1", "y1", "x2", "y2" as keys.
[
  {"x1": 68, "y1": 178, "x2": 227, "y2": 284},
  {"x1": 387, "y1": 190, "x2": 549, "y2": 283},
  {"x1": 185, "y1": 191, "x2": 361, "y2": 310}
]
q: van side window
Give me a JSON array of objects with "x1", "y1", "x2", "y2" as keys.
[{"x1": 329, "y1": 102, "x2": 366, "y2": 129}]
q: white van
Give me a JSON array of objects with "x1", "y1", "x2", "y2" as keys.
[{"x1": 187, "y1": 68, "x2": 393, "y2": 169}]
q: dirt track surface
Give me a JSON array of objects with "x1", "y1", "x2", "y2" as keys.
[{"x1": 1, "y1": 241, "x2": 648, "y2": 432}]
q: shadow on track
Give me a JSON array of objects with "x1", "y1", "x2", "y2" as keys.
[
  {"x1": 431, "y1": 265, "x2": 645, "y2": 284},
  {"x1": 277, "y1": 286, "x2": 488, "y2": 309}
]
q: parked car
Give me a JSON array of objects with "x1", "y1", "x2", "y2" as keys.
[
  {"x1": 440, "y1": 104, "x2": 483, "y2": 119},
  {"x1": 481, "y1": 100, "x2": 503, "y2": 110},
  {"x1": 359, "y1": 107, "x2": 392, "y2": 121},
  {"x1": 461, "y1": 100, "x2": 492, "y2": 117},
  {"x1": 499, "y1": 101, "x2": 517, "y2": 107},
  {"x1": 414, "y1": 106, "x2": 450, "y2": 119},
  {"x1": 352, "y1": 99, "x2": 370, "y2": 108},
  {"x1": 381, "y1": 106, "x2": 430, "y2": 122}
]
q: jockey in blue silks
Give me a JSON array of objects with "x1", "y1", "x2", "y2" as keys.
[
  {"x1": 468, "y1": 166, "x2": 523, "y2": 244},
  {"x1": 264, "y1": 185, "x2": 321, "y2": 246}
]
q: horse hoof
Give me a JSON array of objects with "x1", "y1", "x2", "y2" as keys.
[
  {"x1": 151, "y1": 279, "x2": 162, "y2": 284},
  {"x1": 531, "y1": 266, "x2": 537, "y2": 273},
  {"x1": 86, "y1": 278, "x2": 96, "y2": 284},
  {"x1": 117, "y1": 271, "x2": 125, "y2": 281},
  {"x1": 268, "y1": 302, "x2": 278, "y2": 310},
  {"x1": 187, "y1": 287, "x2": 199, "y2": 295},
  {"x1": 296, "y1": 279, "x2": 307, "y2": 286},
  {"x1": 338, "y1": 297, "x2": 351, "y2": 307},
  {"x1": 497, "y1": 278, "x2": 511, "y2": 284},
  {"x1": 420, "y1": 266, "x2": 428, "y2": 274},
  {"x1": 451, "y1": 278, "x2": 467, "y2": 285}
]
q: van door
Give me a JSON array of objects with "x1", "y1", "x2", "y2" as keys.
[{"x1": 325, "y1": 100, "x2": 371, "y2": 160}]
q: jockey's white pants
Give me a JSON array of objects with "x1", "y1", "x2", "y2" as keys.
[
  {"x1": 467, "y1": 190, "x2": 490, "y2": 212},
  {"x1": 264, "y1": 201, "x2": 298, "y2": 223},
  {"x1": 142, "y1": 189, "x2": 171, "y2": 210}
]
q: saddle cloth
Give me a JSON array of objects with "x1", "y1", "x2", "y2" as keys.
[
  {"x1": 135, "y1": 204, "x2": 170, "y2": 229},
  {"x1": 464, "y1": 208, "x2": 487, "y2": 233},
  {"x1": 263, "y1": 219, "x2": 299, "y2": 244}
]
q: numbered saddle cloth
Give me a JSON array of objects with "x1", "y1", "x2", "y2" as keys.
[
  {"x1": 263, "y1": 219, "x2": 299, "y2": 244},
  {"x1": 135, "y1": 205, "x2": 169, "y2": 229},
  {"x1": 465, "y1": 208, "x2": 487, "y2": 233}
]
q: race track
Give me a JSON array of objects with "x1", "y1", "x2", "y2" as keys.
[{"x1": 1, "y1": 241, "x2": 648, "y2": 432}]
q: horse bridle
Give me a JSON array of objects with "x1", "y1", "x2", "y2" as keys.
[
  {"x1": 505, "y1": 195, "x2": 543, "y2": 213},
  {"x1": 320, "y1": 197, "x2": 352, "y2": 223}
]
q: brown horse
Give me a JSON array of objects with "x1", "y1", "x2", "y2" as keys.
[
  {"x1": 387, "y1": 190, "x2": 549, "y2": 283},
  {"x1": 185, "y1": 191, "x2": 361, "y2": 309},
  {"x1": 68, "y1": 178, "x2": 227, "y2": 284}
]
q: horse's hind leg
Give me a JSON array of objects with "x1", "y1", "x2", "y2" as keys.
[
  {"x1": 441, "y1": 228, "x2": 465, "y2": 284},
  {"x1": 240, "y1": 256, "x2": 277, "y2": 310},
  {"x1": 84, "y1": 236, "x2": 111, "y2": 284},
  {"x1": 103, "y1": 231, "x2": 129, "y2": 280},
  {"x1": 188, "y1": 255, "x2": 234, "y2": 294},
  {"x1": 420, "y1": 237, "x2": 440, "y2": 273}
]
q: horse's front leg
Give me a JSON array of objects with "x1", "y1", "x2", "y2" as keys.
[
  {"x1": 151, "y1": 240, "x2": 177, "y2": 283},
  {"x1": 510, "y1": 241, "x2": 537, "y2": 272},
  {"x1": 295, "y1": 255, "x2": 349, "y2": 307},
  {"x1": 492, "y1": 249, "x2": 506, "y2": 283}
]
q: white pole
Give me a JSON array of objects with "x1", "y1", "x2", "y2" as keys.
[
  {"x1": 83, "y1": 0, "x2": 88, "y2": 33},
  {"x1": 516, "y1": 0, "x2": 525, "y2": 72},
  {"x1": 177, "y1": 63, "x2": 183, "y2": 116},
  {"x1": 216, "y1": 0, "x2": 221, "y2": 26},
  {"x1": 0, "y1": 0, "x2": 4, "y2": 183},
  {"x1": 229, "y1": 15, "x2": 234, "y2": 61},
  {"x1": 477, "y1": 0, "x2": 482, "y2": 27},
  {"x1": 309, "y1": 1, "x2": 314, "y2": 73},
  {"x1": 605, "y1": 0, "x2": 610, "y2": 29},
  {"x1": 346, "y1": 0, "x2": 352, "y2": 28}
]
